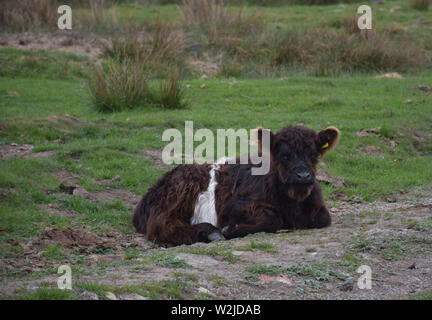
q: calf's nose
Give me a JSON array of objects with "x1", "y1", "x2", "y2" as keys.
[{"x1": 296, "y1": 171, "x2": 311, "y2": 183}]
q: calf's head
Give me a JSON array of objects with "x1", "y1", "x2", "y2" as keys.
[{"x1": 255, "y1": 125, "x2": 340, "y2": 201}]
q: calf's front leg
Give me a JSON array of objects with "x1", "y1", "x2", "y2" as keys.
[{"x1": 220, "y1": 200, "x2": 283, "y2": 239}]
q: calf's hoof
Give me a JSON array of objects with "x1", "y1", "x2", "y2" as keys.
[
  {"x1": 208, "y1": 230, "x2": 225, "y2": 242},
  {"x1": 221, "y1": 224, "x2": 238, "y2": 239}
]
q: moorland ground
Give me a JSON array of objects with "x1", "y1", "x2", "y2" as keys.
[{"x1": 0, "y1": 0, "x2": 432, "y2": 300}]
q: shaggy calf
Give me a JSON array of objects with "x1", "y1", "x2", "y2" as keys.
[{"x1": 133, "y1": 125, "x2": 340, "y2": 246}]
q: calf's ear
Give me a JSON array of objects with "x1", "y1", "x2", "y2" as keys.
[
  {"x1": 318, "y1": 126, "x2": 340, "y2": 155},
  {"x1": 251, "y1": 126, "x2": 275, "y2": 154}
]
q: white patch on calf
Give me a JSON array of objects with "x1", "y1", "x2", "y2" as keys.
[{"x1": 191, "y1": 163, "x2": 220, "y2": 227}]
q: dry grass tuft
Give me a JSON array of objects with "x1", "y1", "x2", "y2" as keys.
[
  {"x1": 158, "y1": 68, "x2": 187, "y2": 109},
  {"x1": 0, "y1": 0, "x2": 58, "y2": 30},
  {"x1": 89, "y1": 58, "x2": 153, "y2": 112},
  {"x1": 410, "y1": 0, "x2": 430, "y2": 11},
  {"x1": 103, "y1": 20, "x2": 184, "y2": 64},
  {"x1": 273, "y1": 30, "x2": 431, "y2": 76}
]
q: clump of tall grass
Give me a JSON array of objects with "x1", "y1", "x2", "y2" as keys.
[
  {"x1": 0, "y1": 0, "x2": 58, "y2": 30},
  {"x1": 89, "y1": 59, "x2": 187, "y2": 112},
  {"x1": 89, "y1": 58, "x2": 153, "y2": 112},
  {"x1": 273, "y1": 30, "x2": 431, "y2": 76},
  {"x1": 410, "y1": 0, "x2": 430, "y2": 10},
  {"x1": 158, "y1": 68, "x2": 187, "y2": 109}
]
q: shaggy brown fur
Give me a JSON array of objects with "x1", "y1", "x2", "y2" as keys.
[{"x1": 133, "y1": 125, "x2": 340, "y2": 246}]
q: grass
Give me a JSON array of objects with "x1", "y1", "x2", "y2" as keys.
[
  {"x1": 89, "y1": 58, "x2": 153, "y2": 112},
  {"x1": 182, "y1": 243, "x2": 239, "y2": 263},
  {"x1": 346, "y1": 235, "x2": 432, "y2": 261},
  {"x1": 3, "y1": 287, "x2": 81, "y2": 300},
  {"x1": 42, "y1": 244, "x2": 65, "y2": 261},
  {"x1": 245, "y1": 261, "x2": 350, "y2": 281},
  {"x1": 152, "y1": 253, "x2": 190, "y2": 268},
  {"x1": 410, "y1": 289, "x2": 432, "y2": 300},
  {"x1": 408, "y1": 216, "x2": 432, "y2": 232},
  {"x1": 236, "y1": 240, "x2": 277, "y2": 253},
  {"x1": 0, "y1": 48, "x2": 89, "y2": 80},
  {"x1": 245, "y1": 264, "x2": 282, "y2": 276}
]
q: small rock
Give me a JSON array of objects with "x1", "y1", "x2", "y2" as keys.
[
  {"x1": 385, "y1": 196, "x2": 397, "y2": 203},
  {"x1": 374, "y1": 72, "x2": 403, "y2": 79},
  {"x1": 200, "y1": 84, "x2": 206, "y2": 89},
  {"x1": 27, "y1": 285, "x2": 40, "y2": 292},
  {"x1": 201, "y1": 74, "x2": 208, "y2": 79},
  {"x1": 80, "y1": 290, "x2": 99, "y2": 300},
  {"x1": 232, "y1": 251, "x2": 244, "y2": 256},
  {"x1": 412, "y1": 85, "x2": 431, "y2": 92},
  {"x1": 404, "y1": 99, "x2": 413, "y2": 104},
  {"x1": 198, "y1": 287, "x2": 213, "y2": 296},
  {"x1": 185, "y1": 84, "x2": 192, "y2": 88},
  {"x1": 119, "y1": 293, "x2": 150, "y2": 300},
  {"x1": 338, "y1": 278, "x2": 354, "y2": 291},
  {"x1": 105, "y1": 292, "x2": 118, "y2": 300}
]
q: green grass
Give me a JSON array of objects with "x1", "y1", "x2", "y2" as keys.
[
  {"x1": 42, "y1": 244, "x2": 66, "y2": 261},
  {"x1": 245, "y1": 261, "x2": 350, "y2": 281},
  {"x1": 410, "y1": 289, "x2": 432, "y2": 300},
  {"x1": 347, "y1": 235, "x2": 432, "y2": 261},
  {"x1": 408, "y1": 216, "x2": 432, "y2": 232},
  {"x1": 92, "y1": 1, "x2": 432, "y2": 37},
  {"x1": 245, "y1": 264, "x2": 282, "y2": 276},
  {"x1": 181, "y1": 243, "x2": 239, "y2": 264},
  {"x1": 0, "y1": 48, "x2": 89, "y2": 80},
  {"x1": 236, "y1": 240, "x2": 277, "y2": 253},
  {"x1": 3, "y1": 287, "x2": 81, "y2": 300}
]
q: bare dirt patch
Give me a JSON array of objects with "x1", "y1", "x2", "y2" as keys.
[
  {"x1": 358, "y1": 146, "x2": 384, "y2": 158},
  {"x1": 187, "y1": 57, "x2": 221, "y2": 76},
  {"x1": 42, "y1": 227, "x2": 111, "y2": 250},
  {"x1": 0, "y1": 143, "x2": 54, "y2": 160},
  {"x1": 142, "y1": 149, "x2": 171, "y2": 170},
  {"x1": 0, "y1": 31, "x2": 105, "y2": 58}
]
